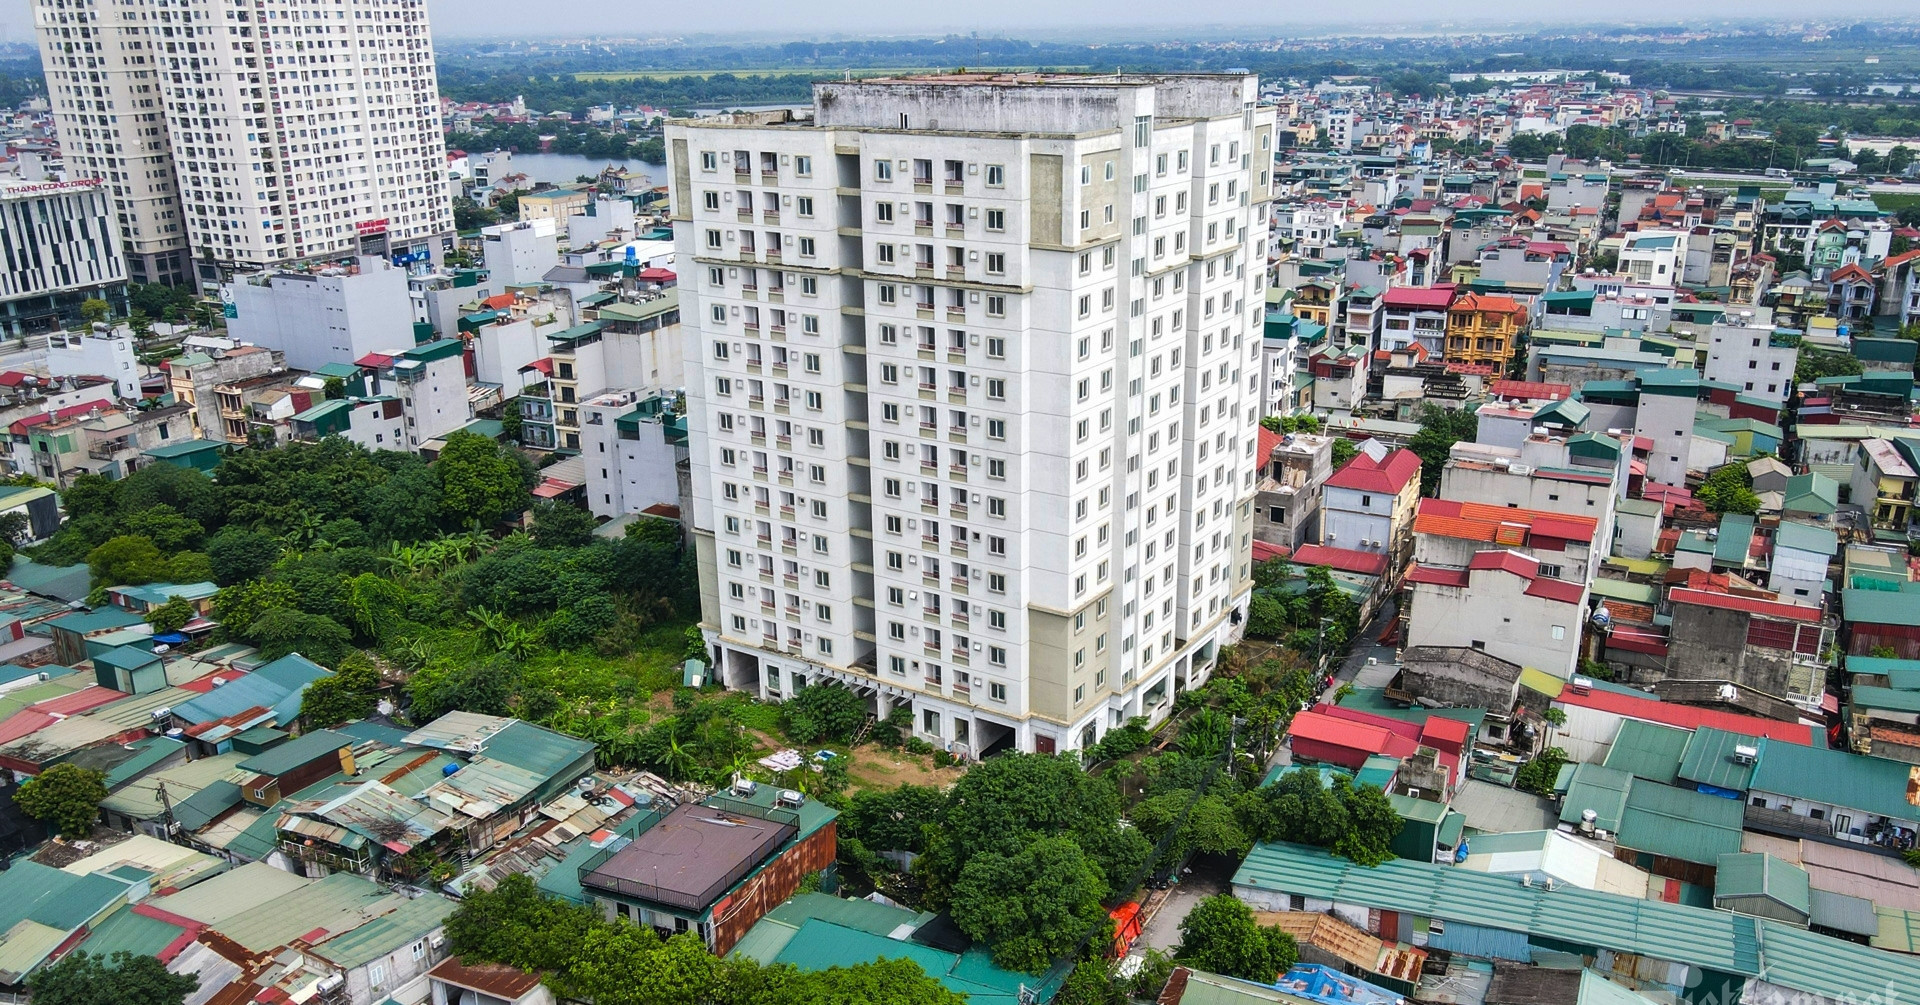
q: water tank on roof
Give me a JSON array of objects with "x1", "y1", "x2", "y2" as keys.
[{"x1": 442, "y1": 763, "x2": 461, "y2": 777}]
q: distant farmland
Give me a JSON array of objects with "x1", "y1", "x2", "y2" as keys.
[{"x1": 571, "y1": 66, "x2": 1091, "y2": 82}]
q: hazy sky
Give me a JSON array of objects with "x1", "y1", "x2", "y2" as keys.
[{"x1": 0, "y1": 0, "x2": 1915, "y2": 41}]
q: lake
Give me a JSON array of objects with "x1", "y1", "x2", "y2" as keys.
[{"x1": 505, "y1": 152, "x2": 668, "y2": 187}]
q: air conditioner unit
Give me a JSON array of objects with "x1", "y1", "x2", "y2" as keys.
[
  {"x1": 1731, "y1": 745, "x2": 1758, "y2": 765},
  {"x1": 1428, "y1": 919, "x2": 1446, "y2": 934}
]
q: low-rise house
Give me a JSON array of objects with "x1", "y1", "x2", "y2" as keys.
[
  {"x1": 1404, "y1": 550, "x2": 1586, "y2": 679},
  {"x1": 1254, "y1": 429, "x2": 1334, "y2": 551},
  {"x1": 577, "y1": 783, "x2": 836, "y2": 954},
  {"x1": 1746, "y1": 738, "x2": 1920, "y2": 854},
  {"x1": 1319, "y1": 448, "x2": 1421, "y2": 574},
  {"x1": 1665, "y1": 588, "x2": 1829, "y2": 700}
]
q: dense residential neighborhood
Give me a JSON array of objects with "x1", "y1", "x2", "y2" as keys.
[{"x1": 5, "y1": 4, "x2": 1920, "y2": 1005}]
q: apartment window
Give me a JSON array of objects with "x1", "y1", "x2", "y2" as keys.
[
  {"x1": 878, "y1": 243, "x2": 896, "y2": 265},
  {"x1": 805, "y1": 390, "x2": 823, "y2": 409},
  {"x1": 1079, "y1": 209, "x2": 1091, "y2": 230},
  {"x1": 988, "y1": 419, "x2": 1007, "y2": 440},
  {"x1": 875, "y1": 201, "x2": 895, "y2": 224},
  {"x1": 986, "y1": 209, "x2": 1005, "y2": 231},
  {"x1": 986, "y1": 296, "x2": 1007, "y2": 317},
  {"x1": 1155, "y1": 152, "x2": 1168, "y2": 176},
  {"x1": 705, "y1": 229, "x2": 722, "y2": 249},
  {"x1": 800, "y1": 276, "x2": 818, "y2": 295},
  {"x1": 987, "y1": 253, "x2": 1006, "y2": 275},
  {"x1": 798, "y1": 237, "x2": 816, "y2": 257},
  {"x1": 702, "y1": 191, "x2": 720, "y2": 211},
  {"x1": 796, "y1": 196, "x2": 815, "y2": 218},
  {"x1": 711, "y1": 305, "x2": 728, "y2": 324},
  {"x1": 988, "y1": 535, "x2": 1007, "y2": 557},
  {"x1": 989, "y1": 646, "x2": 1007, "y2": 667},
  {"x1": 988, "y1": 458, "x2": 1007, "y2": 479},
  {"x1": 989, "y1": 682, "x2": 1007, "y2": 701},
  {"x1": 1081, "y1": 164, "x2": 1093, "y2": 185},
  {"x1": 987, "y1": 336, "x2": 1006, "y2": 358},
  {"x1": 986, "y1": 164, "x2": 1005, "y2": 187},
  {"x1": 989, "y1": 609, "x2": 1007, "y2": 629},
  {"x1": 988, "y1": 497, "x2": 1007, "y2": 517},
  {"x1": 1178, "y1": 150, "x2": 1189, "y2": 171},
  {"x1": 874, "y1": 159, "x2": 893, "y2": 181},
  {"x1": 803, "y1": 315, "x2": 820, "y2": 334},
  {"x1": 712, "y1": 341, "x2": 730, "y2": 360},
  {"x1": 795, "y1": 155, "x2": 813, "y2": 176},
  {"x1": 988, "y1": 573, "x2": 1008, "y2": 594},
  {"x1": 701, "y1": 151, "x2": 718, "y2": 171},
  {"x1": 987, "y1": 378, "x2": 1006, "y2": 400}
]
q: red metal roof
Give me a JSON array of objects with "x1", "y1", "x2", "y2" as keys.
[
  {"x1": 1605, "y1": 624, "x2": 1671, "y2": 657},
  {"x1": 1554, "y1": 686, "x2": 1814, "y2": 744},
  {"x1": 1414, "y1": 498, "x2": 1599, "y2": 545},
  {"x1": 32, "y1": 684, "x2": 127, "y2": 716},
  {"x1": 353, "y1": 352, "x2": 396, "y2": 368},
  {"x1": 1405, "y1": 564, "x2": 1470, "y2": 588},
  {"x1": 1489, "y1": 379, "x2": 1571, "y2": 402},
  {"x1": 521, "y1": 357, "x2": 555, "y2": 375},
  {"x1": 1325, "y1": 448, "x2": 1420, "y2": 494},
  {"x1": 1317, "y1": 703, "x2": 1423, "y2": 742},
  {"x1": 638, "y1": 267, "x2": 677, "y2": 281},
  {"x1": 480, "y1": 293, "x2": 514, "y2": 310},
  {"x1": 1469, "y1": 549, "x2": 1540, "y2": 579},
  {"x1": 1380, "y1": 285, "x2": 1456, "y2": 309},
  {"x1": 1668, "y1": 587, "x2": 1821, "y2": 623},
  {"x1": 1257, "y1": 426, "x2": 1284, "y2": 461},
  {"x1": 1288, "y1": 544, "x2": 1389, "y2": 577},
  {"x1": 1251, "y1": 540, "x2": 1291, "y2": 563},
  {"x1": 1419, "y1": 716, "x2": 1471, "y2": 751},
  {"x1": 177, "y1": 669, "x2": 249, "y2": 694},
  {"x1": 1286, "y1": 709, "x2": 1420, "y2": 759}
]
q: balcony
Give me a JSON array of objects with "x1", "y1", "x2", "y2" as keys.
[
  {"x1": 946, "y1": 305, "x2": 967, "y2": 319},
  {"x1": 737, "y1": 208, "x2": 754, "y2": 222},
  {"x1": 88, "y1": 437, "x2": 134, "y2": 460},
  {"x1": 762, "y1": 209, "x2": 780, "y2": 222}
]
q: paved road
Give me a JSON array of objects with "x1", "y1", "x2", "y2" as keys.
[{"x1": 1135, "y1": 857, "x2": 1232, "y2": 952}]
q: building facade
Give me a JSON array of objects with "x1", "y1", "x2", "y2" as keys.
[
  {"x1": 670, "y1": 74, "x2": 1273, "y2": 755},
  {"x1": 33, "y1": 0, "x2": 454, "y2": 287},
  {"x1": 0, "y1": 181, "x2": 130, "y2": 335}
]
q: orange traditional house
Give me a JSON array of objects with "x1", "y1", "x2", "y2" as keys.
[{"x1": 1445, "y1": 292, "x2": 1529, "y2": 371}]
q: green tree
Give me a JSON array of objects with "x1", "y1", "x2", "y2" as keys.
[
  {"x1": 85, "y1": 535, "x2": 168, "y2": 587},
  {"x1": 917, "y1": 753, "x2": 1150, "y2": 912},
  {"x1": 165, "y1": 552, "x2": 214, "y2": 584},
  {"x1": 1174, "y1": 895, "x2": 1299, "y2": 983},
  {"x1": 435, "y1": 431, "x2": 534, "y2": 528},
  {"x1": 205, "y1": 526, "x2": 282, "y2": 584},
  {"x1": 1515, "y1": 746, "x2": 1569, "y2": 796},
  {"x1": 123, "y1": 504, "x2": 205, "y2": 552},
  {"x1": 531, "y1": 500, "x2": 598, "y2": 549},
  {"x1": 1408, "y1": 404, "x2": 1475, "y2": 496},
  {"x1": 1698, "y1": 464, "x2": 1760, "y2": 515},
  {"x1": 145, "y1": 596, "x2": 195, "y2": 634},
  {"x1": 79, "y1": 298, "x2": 111, "y2": 325},
  {"x1": 210, "y1": 578, "x2": 299, "y2": 636},
  {"x1": 1057, "y1": 959, "x2": 1128, "y2": 1005},
  {"x1": 0, "y1": 510, "x2": 32, "y2": 545},
  {"x1": 245, "y1": 608, "x2": 353, "y2": 665},
  {"x1": 500, "y1": 399, "x2": 523, "y2": 443},
  {"x1": 446, "y1": 873, "x2": 598, "y2": 975},
  {"x1": 782, "y1": 680, "x2": 868, "y2": 744},
  {"x1": 301, "y1": 653, "x2": 382, "y2": 727},
  {"x1": 844, "y1": 783, "x2": 945, "y2": 853},
  {"x1": 28, "y1": 950, "x2": 199, "y2": 1005},
  {"x1": 627, "y1": 516, "x2": 682, "y2": 547},
  {"x1": 323, "y1": 376, "x2": 347, "y2": 400},
  {"x1": 17, "y1": 763, "x2": 110, "y2": 837},
  {"x1": 1795, "y1": 346, "x2": 1864, "y2": 384},
  {"x1": 950, "y1": 835, "x2": 1109, "y2": 973},
  {"x1": 1246, "y1": 592, "x2": 1285, "y2": 637},
  {"x1": 1333, "y1": 782, "x2": 1402, "y2": 867}
]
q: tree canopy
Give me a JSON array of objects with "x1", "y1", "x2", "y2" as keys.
[
  {"x1": 17, "y1": 763, "x2": 109, "y2": 838},
  {"x1": 29, "y1": 951, "x2": 199, "y2": 1005},
  {"x1": 1174, "y1": 895, "x2": 1299, "y2": 983}
]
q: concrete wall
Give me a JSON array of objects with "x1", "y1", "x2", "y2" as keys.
[
  {"x1": 1666, "y1": 604, "x2": 1794, "y2": 696},
  {"x1": 226, "y1": 259, "x2": 415, "y2": 372}
]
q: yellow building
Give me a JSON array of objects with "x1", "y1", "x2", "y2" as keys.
[
  {"x1": 1291, "y1": 280, "x2": 1339, "y2": 328},
  {"x1": 1444, "y1": 292, "x2": 1529, "y2": 370}
]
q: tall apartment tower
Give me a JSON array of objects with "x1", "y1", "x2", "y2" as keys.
[
  {"x1": 33, "y1": 0, "x2": 454, "y2": 288},
  {"x1": 668, "y1": 74, "x2": 1275, "y2": 756},
  {"x1": 34, "y1": 0, "x2": 187, "y2": 285}
]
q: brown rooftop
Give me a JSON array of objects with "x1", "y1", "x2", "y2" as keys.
[
  {"x1": 427, "y1": 957, "x2": 544, "y2": 1000},
  {"x1": 581, "y1": 802, "x2": 796, "y2": 911}
]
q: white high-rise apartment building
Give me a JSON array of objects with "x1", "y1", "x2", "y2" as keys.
[
  {"x1": 33, "y1": 0, "x2": 453, "y2": 288},
  {"x1": 669, "y1": 74, "x2": 1274, "y2": 756}
]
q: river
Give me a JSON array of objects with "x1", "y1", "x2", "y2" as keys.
[{"x1": 502, "y1": 152, "x2": 668, "y2": 187}]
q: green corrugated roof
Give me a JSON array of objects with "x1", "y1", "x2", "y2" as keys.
[
  {"x1": 102, "y1": 736, "x2": 185, "y2": 789},
  {"x1": 214, "y1": 873, "x2": 396, "y2": 953},
  {"x1": 1845, "y1": 588, "x2": 1920, "y2": 626},
  {"x1": 1750, "y1": 738, "x2": 1920, "y2": 822},
  {"x1": 1852, "y1": 686, "x2": 1920, "y2": 715},
  {"x1": 235, "y1": 728, "x2": 351, "y2": 776},
  {"x1": 1602, "y1": 720, "x2": 1691, "y2": 785},
  {"x1": 1715, "y1": 514, "x2": 1756, "y2": 565},
  {"x1": 75, "y1": 905, "x2": 187, "y2": 959},
  {"x1": 1678, "y1": 727, "x2": 1761, "y2": 792},
  {"x1": 1784, "y1": 472, "x2": 1840, "y2": 514},
  {"x1": 92, "y1": 645, "x2": 159, "y2": 672},
  {"x1": 1589, "y1": 578, "x2": 1657, "y2": 604},
  {"x1": 1775, "y1": 521, "x2": 1839, "y2": 558},
  {"x1": 1715, "y1": 852, "x2": 1811, "y2": 915},
  {"x1": 310, "y1": 893, "x2": 456, "y2": 969},
  {"x1": 1849, "y1": 654, "x2": 1920, "y2": 679},
  {"x1": 1233, "y1": 842, "x2": 1763, "y2": 980},
  {"x1": 1559, "y1": 762, "x2": 1633, "y2": 832},
  {"x1": 477, "y1": 720, "x2": 595, "y2": 779},
  {"x1": 142, "y1": 438, "x2": 223, "y2": 460},
  {"x1": 1616, "y1": 782, "x2": 1745, "y2": 865}
]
